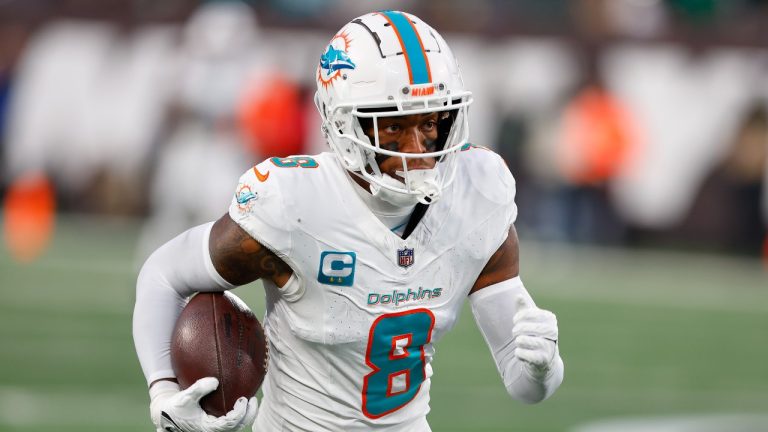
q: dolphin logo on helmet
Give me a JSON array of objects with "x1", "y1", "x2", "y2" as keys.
[
  {"x1": 317, "y1": 31, "x2": 354, "y2": 89},
  {"x1": 320, "y1": 45, "x2": 356, "y2": 73}
]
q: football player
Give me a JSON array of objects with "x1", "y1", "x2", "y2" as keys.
[{"x1": 133, "y1": 11, "x2": 564, "y2": 432}]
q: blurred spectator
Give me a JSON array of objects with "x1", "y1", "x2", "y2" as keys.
[
  {"x1": 136, "y1": 1, "x2": 267, "y2": 260},
  {"x1": 237, "y1": 73, "x2": 305, "y2": 158},
  {"x1": 670, "y1": 104, "x2": 767, "y2": 255},
  {"x1": 552, "y1": 54, "x2": 638, "y2": 244},
  {"x1": 557, "y1": 86, "x2": 635, "y2": 186}
]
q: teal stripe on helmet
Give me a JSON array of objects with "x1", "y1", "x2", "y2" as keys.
[{"x1": 381, "y1": 11, "x2": 431, "y2": 85}]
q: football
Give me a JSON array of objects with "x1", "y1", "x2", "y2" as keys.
[{"x1": 171, "y1": 291, "x2": 267, "y2": 417}]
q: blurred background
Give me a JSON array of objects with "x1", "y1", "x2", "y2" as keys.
[{"x1": 0, "y1": 0, "x2": 767, "y2": 431}]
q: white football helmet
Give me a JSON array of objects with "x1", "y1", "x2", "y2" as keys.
[{"x1": 314, "y1": 11, "x2": 472, "y2": 205}]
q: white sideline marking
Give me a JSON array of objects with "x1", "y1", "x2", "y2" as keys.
[{"x1": 572, "y1": 414, "x2": 768, "y2": 432}]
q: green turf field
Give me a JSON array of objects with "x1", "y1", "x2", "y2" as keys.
[{"x1": 1, "y1": 216, "x2": 767, "y2": 431}]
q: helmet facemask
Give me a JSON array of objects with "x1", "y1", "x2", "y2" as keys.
[{"x1": 317, "y1": 92, "x2": 472, "y2": 205}]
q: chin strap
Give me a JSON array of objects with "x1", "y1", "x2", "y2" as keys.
[
  {"x1": 370, "y1": 168, "x2": 441, "y2": 206},
  {"x1": 400, "y1": 169, "x2": 441, "y2": 204},
  {"x1": 370, "y1": 174, "x2": 421, "y2": 207}
]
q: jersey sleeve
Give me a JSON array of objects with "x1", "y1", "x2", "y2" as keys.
[{"x1": 228, "y1": 160, "x2": 292, "y2": 257}]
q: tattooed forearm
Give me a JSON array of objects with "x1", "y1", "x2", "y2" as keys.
[{"x1": 209, "y1": 214, "x2": 293, "y2": 286}]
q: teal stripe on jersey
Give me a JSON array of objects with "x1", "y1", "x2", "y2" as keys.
[{"x1": 381, "y1": 11, "x2": 431, "y2": 84}]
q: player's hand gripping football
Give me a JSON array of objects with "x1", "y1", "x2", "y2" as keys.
[
  {"x1": 512, "y1": 295, "x2": 559, "y2": 378},
  {"x1": 149, "y1": 378, "x2": 258, "y2": 432}
]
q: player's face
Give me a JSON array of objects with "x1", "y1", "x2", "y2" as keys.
[{"x1": 363, "y1": 113, "x2": 439, "y2": 178}]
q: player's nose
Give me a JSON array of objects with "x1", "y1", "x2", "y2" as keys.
[{"x1": 399, "y1": 128, "x2": 436, "y2": 170}]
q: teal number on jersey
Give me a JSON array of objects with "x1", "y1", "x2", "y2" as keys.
[
  {"x1": 362, "y1": 309, "x2": 435, "y2": 419},
  {"x1": 270, "y1": 156, "x2": 319, "y2": 168}
]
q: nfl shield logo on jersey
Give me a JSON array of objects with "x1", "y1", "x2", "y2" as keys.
[{"x1": 397, "y1": 247, "x2": 414, "y2": 268}]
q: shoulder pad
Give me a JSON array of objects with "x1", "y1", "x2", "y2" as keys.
[{"x1": 459, "y1": 145, "x2": 516, "y2": 206}]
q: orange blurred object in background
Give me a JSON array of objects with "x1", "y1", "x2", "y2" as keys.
[
  {"x1": 3, "y1": 173, "x2": 56, "y2": 263},
  {"x1": 558, "y1": 86, "x2": 638, "y2": 185},
  {"x1": 238, "y1": 73, "x2": 305, "y2": 158}
]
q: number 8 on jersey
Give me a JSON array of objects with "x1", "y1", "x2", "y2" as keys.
[{"x1": 362, "y1": 309, "x2": 435, "y2": 419}]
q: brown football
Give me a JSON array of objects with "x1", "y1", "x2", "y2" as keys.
[{"x1": 171, "y1": 291, "x2": 267, "y2": 417}]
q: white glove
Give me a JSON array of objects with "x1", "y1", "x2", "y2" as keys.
[
  {"x1": 149, "y1": 378, "x2": 258, "y2": 432},
  {"x1": 512, "y1": 295, "x2": 559, "y2": 378}
]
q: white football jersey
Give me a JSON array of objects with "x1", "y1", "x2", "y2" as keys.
[{"x1": 228, "y1": 147, "x2": 517, "y2": 431}]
